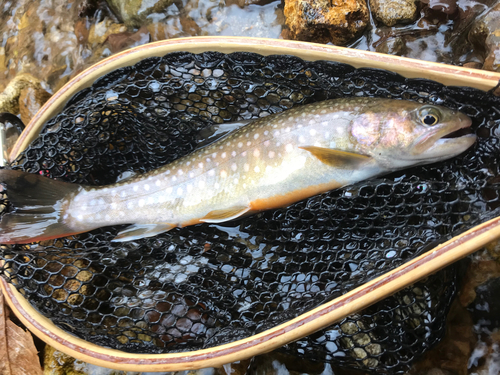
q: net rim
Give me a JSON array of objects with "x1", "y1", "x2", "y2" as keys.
[{"x1": 5, "y1": 37, "x2": 500, "y2": 370}]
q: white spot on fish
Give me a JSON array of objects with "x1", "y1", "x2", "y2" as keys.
[
  {"x1": 273, "y1": 131, "x2": 280, "y2": 137},
  {"x1": 264, "y1": 140, "x2": 270, "y2": 147},
  {"x1": 144, "y1": 184, "x2": 150, "y2": 191},
  {"x1": 269, "y1": 151, "x2": 275, "y2": 158},
  {"x1": 198, "y1": 162, "x2": 203, "y2": 169},
  {"x1": 231, "y1": 163, "x2": 237, "y2": 171},
  {"x1": 187, "y1": 184, "x2": 193, "y2": 192},
  {"x1": 155, "y1": 180, "x2": 161, "y2": 187},
  {"x1": 172, "y1": 176, "x2": 177, "y2": 182},
  {"x1": 253, "y1": 149, "x2": 260, "y2": 158},
  {"x1": 214, "y1": 182, "x2": 220, "y2": 189},
  {"x1": 178, "y1": 170, "x2": 183, "y2": 176},
  {"x1": 166, "y1": 187, "x2": 173, "y2": 194},
  {"x1": 244, "y1": 163, "x2": 250, "y2": 172},
  {"x1": 212, "y1": 152, "x2": 217, "y2": 158},
  {"x1": 78, "y1": 215, "x2": 83, "y2": 221},
  {"x1": 231, "y1": 151, "x2": 236, "y2": 157},
  {"x1": 254, "y1": 166, "x2": 260, "y2": 173},
  {"x1": 133, "y1": 186, "x2": 138, "y2": 192},
  {"x1": 127, "y1": 202, "x2": 134, "y2": 209},
  {"x1": 139, "y1": 199, "x2": 145, "y2": 207},
  {"x1": 105, "y1": 214, "x2": 111, "y2": 221},
  {"x1": 247, "y1": 141, "x2": 252, "y2": 146},
  {"x1": 264, "y1": 130, "x2": 269, "y2": 136},
  {"x1": 233, "y1": 178, "x2": 238, "y2": 184},
  {"x1": 209, "y1": 170, "x2": 215, "y2": 176},
  {"x1": 177, "y1": 187, "x2": 183, "y2": 195},
  {"x1": 238, "y1": 142, "x2": 243, "y2": 148},
  {"x1": 220, "y1": 170, "x2": 228, "y2": 178},
  {"x1": 299, "y1": 136, "x2": 305, "y2": 143},
  {"x1": 310, "y1": 129, "x2": 317, "y2": 136},
  {"x1": 222, "y1": 152, "x2": 227, "y2": 158},
  {"x1": 199, "y1": 180, "x2": 205, "y2": 188},
  {"x1": 254, "y1": 133, "x2": 259, "y2": 140},
  {"x1": 286, "y1": 144, "x2": 293, "y2": 153},
  {"x1": 189, "y1": 172, "x2": 194, "y2": 178}
]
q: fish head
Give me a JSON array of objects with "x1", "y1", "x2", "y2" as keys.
[{"x1": 350, "y1": 100, "x2": 476, "y2": 170}]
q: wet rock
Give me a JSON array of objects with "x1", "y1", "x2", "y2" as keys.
[
  {"x1": 284, "y1": 0, "x2": 369, "y2": 45},
  {"x1": 105, "y1": 0, "x2": 175, "y2": 28},
  {"x1": 18, "y1": 85, "x2": 51, "y2": 125},
  {"x1": 225, "y1": 0, "x2": 278, "y2": 6},
  {"x1": 370, "y1": 0, "x2": 418, "y2": 27},
  {"x1": 469, "y1": 2, "x2": 500, "y2": 72},
  {"x1": 409, "y1": 299, "x2": 474, "y2": 375},
  {"x1": 471, "y1": 277, "x2": 500, "y2": 328},
  {"x1": 421, "y1": 0, "x2": 458, "y2": 15},
  {"x1": 88, "y1": 19, "x2": 127, "y2": 46},
  {"x1": 0, "y1": 73, "x2": 46, "y2": 116},
  {"x1": 106, "y1": 25, "x2": 151, "y2": 53}
]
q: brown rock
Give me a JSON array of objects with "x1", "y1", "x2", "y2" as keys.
[
  {"x1": 469, "y1": 2, "x2": 500, "y2": 72},
  {"x1": 74, "y1": 19, "x2": 90, "y2": 44},
  {"x1": 409, "y1": 299, "x2": 475, "y2": 375},
  {"x1": 106, "y1": 25, "x2": 151, "y2": 53},
  {"x1": 147, "y1": 22, "x2": 170, "y2": 42},
  {"x1": 0, "y1": 73, "x2": 45, "y2": 116},
  {"x1": 105, "y1": 0, "x2": 175, "y2": 28},
  {"x1": 18, "y1": 85, "x2": 51, "y2": 125},
  {"x1": 370, "y1": 0, "x2": 418, "y2": 27},
  {"x1": 284, "y1": 0, "x2": 369, "y2": 46},
  {"x1": 88, "y1": 19, "x2": 127, "y2": 46}
]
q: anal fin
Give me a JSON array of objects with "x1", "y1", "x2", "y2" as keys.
[
  {"x1": 200, "y1": 206, "x2": 251, "y2": 223},
  {"x1": 299, "y1": 146, "x2": 371, "y2": 168},
  {"x1": 112, "y1": 223, "x2": 175, "y2": 242}
]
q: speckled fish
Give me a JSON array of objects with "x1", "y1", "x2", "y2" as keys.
[{"x1": 0, "y1": 98, "x2": 476, "y2": 244}]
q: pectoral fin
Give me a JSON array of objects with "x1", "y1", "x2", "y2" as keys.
[
  {"x1": 200, "y1": 206, "x2": 251, "y2": 223},
  {"x1": 300, "y1": 146, "x2": 371, "y2": 168},
  {"x1": 112, "y1": 223, "x2": 175, "y2": 242}
]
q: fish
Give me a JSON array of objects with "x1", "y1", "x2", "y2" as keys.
[{"x1": 0, "y1": 97, "x2": 476, "y2": 244}]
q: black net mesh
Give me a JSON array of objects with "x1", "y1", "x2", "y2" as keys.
[{"x1": 0, "y1": 52, "x2": 499, "y2": 374}]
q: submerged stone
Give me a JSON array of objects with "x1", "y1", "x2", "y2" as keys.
[
  {"x1": 370, "y1": 0, "x2": 418, "y2": 27},
  {"x1": 469, "y1": 2, "x2": 500, "y2": 72},
  {"x1": 284, "y1": 0, "x2": 369, "y2": 45},
  {"x1": 105, "y1": 0, "x2": 176, "y2": 28}
]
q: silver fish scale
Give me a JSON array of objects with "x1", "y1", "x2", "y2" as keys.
[{"x1": 1, "y1": 51, "x2": 499, "y2": 374}]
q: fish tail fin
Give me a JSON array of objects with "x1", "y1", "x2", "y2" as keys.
[{"x1": 0, "y1": 169, "x2": 81, "y2": 244}]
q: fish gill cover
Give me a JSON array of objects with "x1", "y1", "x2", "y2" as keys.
[{"x1": 0, "y1": 52, "x2": 499, "y2": 373}]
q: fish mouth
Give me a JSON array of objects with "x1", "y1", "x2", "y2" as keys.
[{"x1": 410, "y1": 114, "x2": 476, "y2": 162}]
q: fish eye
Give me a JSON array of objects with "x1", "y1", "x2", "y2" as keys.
[
  {"x1": 422, "y1": 114, "x2": 438, "y2": 126},
  {"x1": 418, "y1": 107, "x2": 441, "y2": 126}
]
